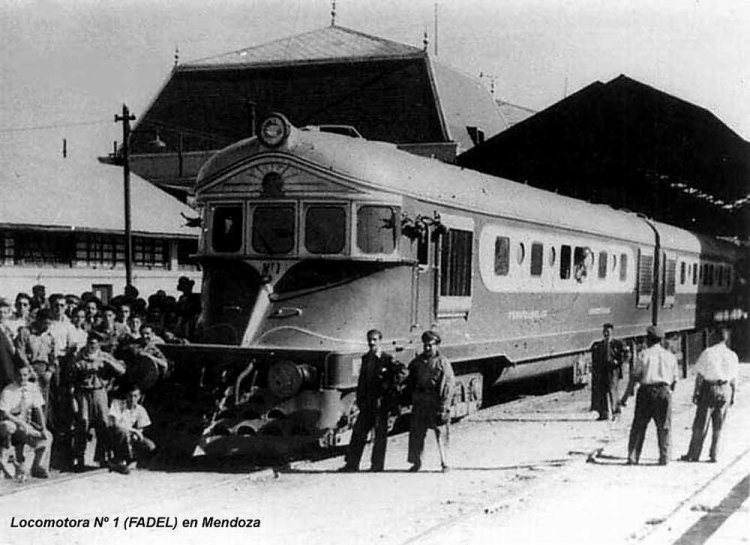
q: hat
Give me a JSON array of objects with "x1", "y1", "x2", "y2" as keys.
[
  {"x1": 421, "y1": 330, "x2": 441, "y2": 344},
  {"x1": 646, "y1": 325, "x2": 664, "y2": 339}
]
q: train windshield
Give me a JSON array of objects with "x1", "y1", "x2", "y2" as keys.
[
  {"x1": 356, "y1": 206, "x2": 397, "y2": 254},
  {"x1": 305, "y1": 206, "x2": 346, "y2": 254},
  {"x1": 273, "y1": 260, "x2": 389, "y2": 298},
  {"x1": 252, "y1": 205, "x2": 295, "y2": 254}
]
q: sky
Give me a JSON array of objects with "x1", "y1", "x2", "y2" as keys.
[{"x1": 1, "y1": 0, "x2": 749, "y2": 163}]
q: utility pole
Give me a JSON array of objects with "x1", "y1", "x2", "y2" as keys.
[{"x1": 115, "y1": 104, "x2": 136, "y2": 290}]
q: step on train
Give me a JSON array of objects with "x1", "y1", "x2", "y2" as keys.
[{"x1": 152, "y1": 113, "x2": 746, "y2": 458}]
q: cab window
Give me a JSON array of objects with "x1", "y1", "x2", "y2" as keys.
[
  {"x1": 211, "y1": 206, "x2": 243, "y2": 253},
  {"x1": 356, "y1": 206, "x2": 396, "y2": 254},
  {"x1": 305, "y1": 205, "x2": 346, "y2": 254},
  {"x1": 252, "y1": 205, "x2": 295, "y2": 255}
]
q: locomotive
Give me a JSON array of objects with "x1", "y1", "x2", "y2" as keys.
[{"x1": 153, "y1": 113, "x2": 744, "y2": 458}]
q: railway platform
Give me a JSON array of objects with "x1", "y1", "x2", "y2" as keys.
[{"x1": 0, "y1": 365, "x2": 747, "y2": 545}]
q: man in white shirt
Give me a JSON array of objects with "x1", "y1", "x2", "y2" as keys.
[
  {"x1": 681, "y1": 325, "x2": 739, "y2": 463},
  {"x1": 624, "y1": 325, "x2": 678, "y2": 465},
  {"x1": 108, "y1": 384, "x2": 155, "y2": 474},
  {"x1": 0, "y1": 366, "x2": 52, "y2": 479}
]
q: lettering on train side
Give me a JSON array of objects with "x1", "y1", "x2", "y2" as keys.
[{"x1": 507, "y1": 310, "x2": 548, "y2": 320}]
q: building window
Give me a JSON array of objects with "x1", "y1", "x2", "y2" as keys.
[
  {"x1": 356, "y1": 206, "x2": 397, "y2": 254},
  {"x1": 212, "y1": 205, "x2": 243, "y2": 253},
  {"x1": 177, "y1": 239, "x2": 200, "y2": 271},
  {"x1": 76, "y1": 234, "x2": 122, "y2": 268},
  {"x1": 560, "y1": 245, "x2": 571, "y2": 279},
  {"x1": 598, "y1": 251, "x2": 608, "y2": 279},
  {"x1": 440, "y1": 228, "x2": 473, "y2": 297},
  {"x1": 305, "y1": 205, "x2": 346, "y2": 254},
  {"x1": 133, "y1": 237, "x2": 168, "y2": 269},
  {"x1": 253, "y1": 205, "x2": 295, "y2": 255},
  {"x1": 494, "y1": 236, "x2": 510, "y2": 276},
  {"x1": 530, "y1": 242, "x2": 543, "y2": 276},
  {"x1": 14, "y1": 231, "x2": 73, "y2": 267}
]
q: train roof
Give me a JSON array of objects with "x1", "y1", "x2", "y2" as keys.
[
  {"x1": 198, "y1": 127, "x2": 659, "y2": 245},
  {"x1": 651, "y1": 219, "x2": 738, "y2": 259}
]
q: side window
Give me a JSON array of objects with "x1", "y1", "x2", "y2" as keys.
[
  {"x1": 560, "y1": 245, "x2": 571, "y2": 279},
  {"x1": 357, "y1": 206, "x2": 396, "y2": 254},
  {"x1": 440, "y1": 228, "x2": 473, "y2": 296},
  {"x1": 212, "y1": 205, "x2": 243, "y2": 253},
  {"x1": 680, "y1": 261, "x2": 686, "y2": 285},
  {"x1": 530, "y1": 242, "x2": 543, "y2": 276},
  {"x1": 598, "y1": 251, "x2": 608, "y2": 279},
  {"x1": 494, "y1": 236, "x2": 510, "y2": 276},
  {"x1": 663, "y1": 257, "x2": 677, "y2": 307},
  {"x1": 305, "y1": 206, "x2": 346, "y2": 254},
  {"x1": 692, "y1": 263, "x2": 698, "y2": 285},
  {"x1": 620, "y1": 253, "x2": 628, "y2": 281},
  {"x1": 417, "y1": 232, "x2": 429, "y2": 266},
  {"x1": 573, "y1": 246, "x2": 592, "y2": 282}
]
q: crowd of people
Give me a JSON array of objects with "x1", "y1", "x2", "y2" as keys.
[
  {"x1": 0, "y1": 277, "x2": 739, "y2": 480},
  {"x1": 0, "y1": 277, "x2": 200, "y2": 480}
]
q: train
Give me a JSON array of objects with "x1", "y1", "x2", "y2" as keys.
[{"x1": 151, "y1": 112, "x2": 746, "y2": 459}]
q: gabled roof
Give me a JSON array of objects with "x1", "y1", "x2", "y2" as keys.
[
  {"x1": 457, "y1": 75, "x2": 750, "y2": 236},
  {"x1": 130, "y1": 24, "x2": 507, "y2": 162},
  {"x1": 185, "y1": 25, "x2": 423, "y2": 69},
  {"x1": 0, "y1": 153, "x2": 198, "y2": 237}
]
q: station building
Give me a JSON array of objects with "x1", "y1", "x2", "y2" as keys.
[
  {"x1": 121, "y1": 24, "x2": 528, "y2": 196},
  {"x1": 457, "y1": 75, "x2": 750, "y2": 238},
  {"x1": 0, "y1": 153, "x2": 200, "y2": 303}
]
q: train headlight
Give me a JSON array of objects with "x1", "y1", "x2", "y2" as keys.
[
  {"x1": 267, "y1": 360, "x2": 317, "y2": 399},
  {"x1": 258, "y1": 113, "x2": 291, "y2": 148}
]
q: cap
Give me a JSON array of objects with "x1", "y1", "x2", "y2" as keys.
[
  {"x1": 421, "y1": 330, "x2": 441, "y2": 344},
  {"x1": 646, "y1": 325, "x2": 664, "y2": 339}
]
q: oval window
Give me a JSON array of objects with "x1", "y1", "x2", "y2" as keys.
[{"x1": 516, "y1": 242, "x2": 526, "y2": 265}]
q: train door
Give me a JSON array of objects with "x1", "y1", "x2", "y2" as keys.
[
  {"x1": 412, "y1": 227, "x2": 436, "y2": 330},
  {"x1": 436, "y1": 214, "x2": 475, "y2": 319}
]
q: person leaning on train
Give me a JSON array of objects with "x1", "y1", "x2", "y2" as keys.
[
  {"x1": 622, "y1": 325, "x2": 678, "y2": 466},
  {"x1": 405, "y1": 330, "x2": 455, "y2": 473},
  {"x1": 339, "y1": 329, "x2": 406, "y2": 473},
  {"x1": 680, "y1": 325, "x2": 738, "y2": 463}
]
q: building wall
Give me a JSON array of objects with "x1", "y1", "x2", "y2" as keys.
[{"x1": 0, "y1": 229, "x2": 201, "y2": 303}]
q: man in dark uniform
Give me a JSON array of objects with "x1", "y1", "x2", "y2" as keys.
[
  {"x1": 406, "y1": 330, "x2": 454, "y2": 473},
  {"x1": 340, "y1": 329, "x2": 405, "y2": 472},
  {"x1": 590, "y1": 323, "x2": 627, "y2": 420}
]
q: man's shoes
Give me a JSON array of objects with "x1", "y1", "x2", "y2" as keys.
[
  {"x1": 709, "y1": 457, "x2": 717, "y2": 463},
  {"x1": 679, "y1": 454, "x2": 697, "y2": 462},
  {"x1": 369, "y1": 466, "x2": 383, "y2": 473},
  {"x1": 108, "y1": 460, "x2": 130, "y2": 475},
  {"x1": 73, "y1": 460, "x2": 86, "y2": 473},
  {"x1": 408, "y1": 463, "x2": 421, "y2": 472},
  {"x1": 658, "y1": 459, "x2": 668, "y2": 466},
  {"x1": 30, "y1": 467, "x2": 49, "y2": 479},
  {"x1": 626, "y1": 458, "x2": 638, "y2": 465},
  {"x1": 596, "y1": 415, "x2": 609, "y2": 421},
  {"x1": 337, "y1": 465, "x2": 356, "y2": 473}
]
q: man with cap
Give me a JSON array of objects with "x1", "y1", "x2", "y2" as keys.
[
  {"x1": 406, "y1": 330, "x2": 455, "y2": 472},
  {"x1": 340, "y1": 329, "x2": 406, "y2": 472},
  {"x1": 623, "y1": 325, "x2": 678, "y2": 465},
  {"x1": 681, "y1": 325, "x2": 739, "y2": 463},
  {"x1": 590, "y1": 323, "x2": 627, "y2": 421}
]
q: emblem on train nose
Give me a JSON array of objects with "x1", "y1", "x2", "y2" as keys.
[{"x1": 262, "y1": 172, "x2": 284, "y2": 197}]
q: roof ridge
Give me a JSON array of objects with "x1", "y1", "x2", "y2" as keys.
[{"x1": 185, "y1": 25, "x2": 422, "y2": 66}]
